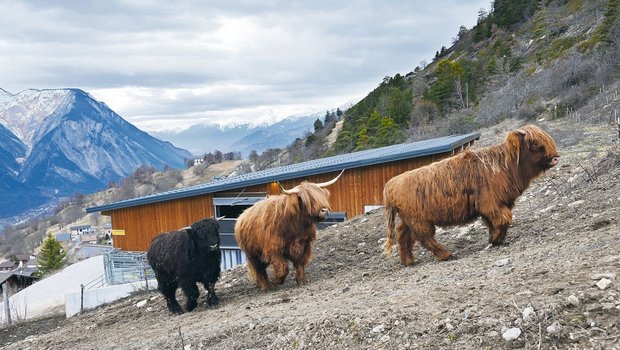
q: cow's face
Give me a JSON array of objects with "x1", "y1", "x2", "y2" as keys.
[
  {"x1": 526, "y1": 139, "x2": 560, "y2": 171},
  {"x1": 519, "y1": 126, "x2": 560, "y2": 172},
  {"x1": 190, "y1": 218, "x2": 220, "y2": 252},
  {"x1": 509, "y1": 125, "x2": 559, "y2": 175},
  {"x1": 294, "y1": 184, "x2": 332, "y2": 222}
]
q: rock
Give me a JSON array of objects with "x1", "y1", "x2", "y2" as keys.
[
  {"x1": 248, "y1": 323, "x2": 256, "y2": 330},
  {"x1": 362, "y1": 272, "x2": 370, "y2": 278},
  {"x1": 184, "y1": 345, "x2": 191, "y2": 350},
  {"x1": 591, "y1": 273, "x2": 616, "y2": 281},
  {"x1": 494, "y1": 258, "x2": 511, "y2": 267},
  {"x1": 371, "y1": 324, "x2": 385, "y2": 333},
  {"x1": 502, "y1": 327, "x2": 521, "y2": 341},
  {"x1": 380, "y1": 334, "x2": 390, "y2": 342},
  {"x1": 445, "y1": 323, "x2": 454, "y2": 331},
  {"x1": 567, "y1": 295, "x2": 580, "y2": 306},
  {"x1": 136, "y1": 300, "x2": 147, "y2": 308},
  {"x1": 546, "y1": 321, "x2": 562, "y2": 334},
  {"x1": 568, "y1": 200, "x2": 584, "y2": 207},
  {"x1": 596, "y1": 278, "x2": 613, "y2": 290},
  {"x1": 522, "y1": 306, "x2": 536, "y2": 321},
  {"x1": 146, "y1": 307, "x2": 153, "y2": 312},
  {"x1": 342, "y1": 286, "x2": 351, "y2": 293}
]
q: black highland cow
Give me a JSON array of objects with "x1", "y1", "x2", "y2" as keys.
[{"x1": 147, "y1": 217, "x2": 221, "y2": 314}]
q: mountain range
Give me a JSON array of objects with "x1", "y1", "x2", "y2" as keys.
[
  {"x1": 0, "y1": 88, "x2": 192, "y2": 219},
  {"x1": 151, "y1": 114, "x2": 320, "y2": 156}
]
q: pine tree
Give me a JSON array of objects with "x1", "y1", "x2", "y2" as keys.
[{"x1": 37, "y1": 234, "x2": 66, "y2": 275}]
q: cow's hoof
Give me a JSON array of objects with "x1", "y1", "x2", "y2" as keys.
[
  {"x1": 207, "y1": 295, "x2": 219, "y2": 306},
  {"x1": 169, "y1": 306, "x2": 184, "y2": 315},
  {"x1": 490, "y1": 241, "x2": 509, "y2": 247},
  {"x1": 441, "y1": 254, "x2": 458, "y2": 261}
]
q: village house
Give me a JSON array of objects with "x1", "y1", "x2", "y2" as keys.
[{"x1": 69, "y1": 224, "x2": 94, "y2": 235}]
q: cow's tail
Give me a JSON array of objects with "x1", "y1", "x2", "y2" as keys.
[{"x1": 384, "y1": 202, "x2": 397, "y2": 257}]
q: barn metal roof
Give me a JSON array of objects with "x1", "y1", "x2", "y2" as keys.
[{"x1": 86, "y1": 131, "x2": 480, "y2": 213}]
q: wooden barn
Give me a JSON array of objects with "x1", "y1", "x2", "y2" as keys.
[{"x1": 86, "y1": 132, "x2": 479, "y2": 267}]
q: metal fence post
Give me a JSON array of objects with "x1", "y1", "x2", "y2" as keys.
[
  {"x1": 2, "y1": 283, "x2": 11, "y2": 325},
  {"x1": 80, "y1": 284, "x2": 84, "y2": 313}
]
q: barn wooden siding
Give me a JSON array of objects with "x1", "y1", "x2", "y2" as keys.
[{"x1": 104, "y1": 149, "x2": 464, "y2": 252}]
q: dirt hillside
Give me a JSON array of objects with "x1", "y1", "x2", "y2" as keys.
[{"x1": 1, "y1": 119, "x2": 618, "y2": 350}]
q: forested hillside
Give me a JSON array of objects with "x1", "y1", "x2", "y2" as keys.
[{"x1": 283, "y1": 0, "x2": 619, "y2": 161}]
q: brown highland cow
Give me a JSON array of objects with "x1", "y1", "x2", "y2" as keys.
[
  {"x1": 384, "y1": 125, "x2": 559, "y2": 266},
  {"x1": 235, "y1": 170, "x2": 344, "y2": 290}
]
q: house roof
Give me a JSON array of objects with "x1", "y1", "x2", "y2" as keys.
[
  {"x1": 87, "y1": 131, "x2": 480, "y2": 213},
  {"x1": 15, "y1": 254, "x2": 31, "y2": 261},
  {"x1": 0, "y1": 261, "x2": 15, "y2": 268}
]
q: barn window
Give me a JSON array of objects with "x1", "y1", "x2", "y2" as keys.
[{"x1": 212, "y1": 194, "x2": 266, "y2": 219}]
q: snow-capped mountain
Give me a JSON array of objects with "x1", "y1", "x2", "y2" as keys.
[
  {"x1": 151, "y1": 113, "x2": 321, "y2": 156},
  {"x1": 0, "y1": 88, "x2": 192, "y2": 219}
]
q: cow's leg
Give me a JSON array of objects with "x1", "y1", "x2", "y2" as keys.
[
  {"x1": 483, "y1": 206, "x2": 513, "y2": 245},
  {"x1": 247, "y1": 255, "x2": 271, "y2": 291},
  {"x1": 271, "y1": 255, "x2": 290, "y2": 286},
  {"x1": 181, "y1": 281, "x2": 200, "y2": 312},
  {"x1": 202, "y1": 281, "x2": 219, "y2": 306},
  {"x1": 292, "y1": 243, "x2": 312, "y2": 286},
  {"x1": 160, "y1": 281, "x2": 183, "y2": 314},
  {"x1": 397, "y1": 222, "x2": 415, "y2": 266},
  {"x1": 414, "y1": 223, "x2": 453, "y2": 261}
]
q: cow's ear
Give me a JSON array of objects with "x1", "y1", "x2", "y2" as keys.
[{"x1": 506, "y1": 130, "x2": 524, "y2": 163}]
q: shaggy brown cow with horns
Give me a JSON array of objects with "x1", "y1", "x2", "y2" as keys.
[
  {"x1": 235, "y1": 170, "x2": 344, "y2": 290},
  {"x1": 384, "y1": 125, "x2": 559, "y2": 266}
]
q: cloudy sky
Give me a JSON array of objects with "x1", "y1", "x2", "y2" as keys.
[{"x1": 0, "y1": 0, "x2": 491, "y2": 132}]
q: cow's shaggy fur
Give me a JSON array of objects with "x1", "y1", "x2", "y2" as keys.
[
  {"x1": 235, "y1": 182, "x2": 332, "y2": 291},
  {"x1": 384, "y1": 125, "x2": 560, "y2": 266},
  {"x1": 147, "y1": 217, "x2": 221, "y2": 314}
]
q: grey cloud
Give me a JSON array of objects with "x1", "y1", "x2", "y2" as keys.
[{"x1": 0, "y1": 0, "x2": 492, "y2": 128}]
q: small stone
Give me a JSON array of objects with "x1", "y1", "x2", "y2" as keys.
[
  {"x1": 184, "y1": 345, "x2": 191, "y2": 350},
  {"x1": 568, "y1": 200, "x2": 584, "y2": 207},
  {"x1": 248, "y1": 323, "x2": 256, "y2": 330},
  {"x1": 342, "y1": 286, "x2": 351, "y2": 293},
  {"x1": 494, "y1": 258, "x2": 511, "y2": 267},
  {"x1": 136, "y1": 300, "x2": 147, "y2": 308},
  {"x1": 146, "y1": 307, "x2": 153, "y2": 312},
  {"x1": 445, "y1": 323, "x2": 454, "y2": 331},
  {"x1": 596, "y1": 278, "x2": 613, "y2": 290},
  {"x1": 591, "y1": 273, "x2": 616, "y2": 281},
  {"x1": 567, "y1": 295, "x2": 580, "y2": 306},
  {"x1": 547, "y1": 321, "x2": 562, "y2": 334},
  {"x1": 372, "y1": 324, "x2": 385, "y2": 333},
  {"x1": 488, "y1": 331, "x2": 499, "y2": 337},
  {"x1": 362, "y1": 272, "x2": 370, "y2": 278},
  {"x1": 522, "y1": 306, "x2": 535, "y2": 321},
  {"x1": 502, "y1": 327, "x2": 521, "y2": 341},
  {"x1": 380, "y1": 334, "x2": 390, "y2": 342}
]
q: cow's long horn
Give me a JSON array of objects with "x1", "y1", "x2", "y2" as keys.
[
  {"x1": 316, "y1": 169, "x2": 345, "y2": 188},
  {"x1": 515, "y1": 129, "x2": 526, "y2": 135},
  {"x1": 278, "y1": 182, "x2": 300, "y2": 195},
  {"x1": 215, "y1": 216, "x2": 226, "y2": 221}
]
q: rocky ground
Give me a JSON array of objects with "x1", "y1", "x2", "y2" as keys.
[{"x1": 0, "y1": 119, "x2": 618, "y2": 350}]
